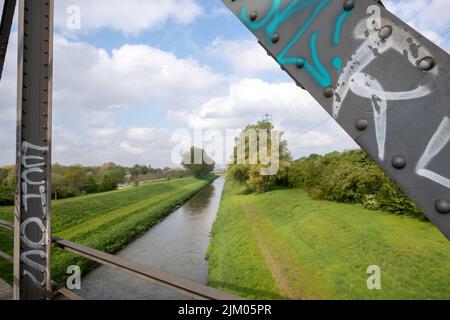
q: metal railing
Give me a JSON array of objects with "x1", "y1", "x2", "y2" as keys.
[{"x1": 0, "y1": 220, "x2": 242, "y2": 300}]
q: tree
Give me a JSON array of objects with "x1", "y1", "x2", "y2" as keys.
[
  {"x1": 182, "y1": 147, "x2": 215, "y2": 178},
  {"x1": 84, "y1": 174, "x2": 98, "y2": 194},
  {"x1": 62, "y1": 165, "x2": 88, "y2": 196},
  {"x1": 228, "y1": 120, "x2": 291, "y2": 193},
  {"x1": 98, "y1": 174, "x2": 116, "y2": 193},
  {"x1": 99, "y1": 163, "x2": 126, "y2": 186}
]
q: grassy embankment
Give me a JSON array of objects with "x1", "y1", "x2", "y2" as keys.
[
  {"x1": 207, "y1": 180, "x2": 450, "y2": 300},
  {"x1": 0, "y1": 176, "x2": 214, "y2": 284}
]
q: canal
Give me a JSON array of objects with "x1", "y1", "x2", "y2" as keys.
[{"x1": 77, "y1": 176, "x2": 225, "y2": 300}]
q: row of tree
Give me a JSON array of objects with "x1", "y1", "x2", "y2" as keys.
[
  {"x1": 227, "y1": 120, "x2": 422, "y2": 218},
  {"x1": 0, "y1": 163, "x2": 192, "y2": 204}
]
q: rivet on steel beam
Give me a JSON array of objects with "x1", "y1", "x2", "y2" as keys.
[
  {"x1": 435, "y1": 200, "x2": 450, "y2": 214},
  {"x1": 418, "y1": 56, "x2": 435, "y2": 71},
  {"x1": 355, "y1": 119, "x2": 369, "y2": 131},
  {"x1": 343, "y1": 0, "x2": 355, "y2": 11},
  {"x1": 379, "y1": 25, "x2": 393, "y2": 40},
  {"x1": 271, "y1": 32, "x2": 280, "y2": 43},
  {"x1": 392, "y1": 155, "x2": 407, "y2": 169},
  {"x1": 296, "y1": 58, "x2": 305, "y2": 69},
  {"x1": 323, "y1": 86, "x2": 334, "y2": 98},
  {"x1": 249, "y1": 11, "x2": 258, "y2": 21}
]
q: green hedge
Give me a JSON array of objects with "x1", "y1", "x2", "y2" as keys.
[{"x1": 287, "y1": 150, "x2": 423, "y2": 218}]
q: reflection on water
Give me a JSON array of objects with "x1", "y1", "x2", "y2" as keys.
[{"x1": 77, "y1": 177, "x2": 225, "y2": 300}]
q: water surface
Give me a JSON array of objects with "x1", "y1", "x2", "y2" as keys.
[{"x1": 77, "y1": 177, "x2": 225, "y2": 300}]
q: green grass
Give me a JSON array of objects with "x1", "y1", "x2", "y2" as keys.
[
  {"x1": 0, "y1": 176, "x2": 214, "y2": 284},
  {"x1": 207, "y1": 180, "x2": 450, "y2": 300}
]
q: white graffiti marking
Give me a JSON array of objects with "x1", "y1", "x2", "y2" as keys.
[
  {"x1": 20, "y1": 141, "x2": 49, "y2": 289},
  {"x1": 21, "y1": 251, "x2": 48, "y2": 288},
  {"x1": 21, "y1": 250, "x2": 48, "y2": 274},
  {"x1": 416, "y1": 117, "x2": 450, "y2": 188},
  {"x1": 21, "y1": 142, "x2": 48, "y2": 212},
  {"x1": 349, "y1": 73, "x2": 430, "y2": 160},
  {"x1": 333, "y1": 5, "x2": 436, "y2": 160},
  {"x1": 20, "y1": 217, "x2": 47, "y2": 249}
]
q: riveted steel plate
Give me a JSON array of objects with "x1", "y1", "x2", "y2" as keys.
[
  {"x1": 14, "y1": 0, "x2": 54, "y2": 300},
  {"x1": 221, "y1": 0, "x2": 450, "y2": 240}
]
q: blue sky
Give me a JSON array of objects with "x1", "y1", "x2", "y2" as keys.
[{"x1": 0, "y1": 0, "x2": 449, "y2": 167}]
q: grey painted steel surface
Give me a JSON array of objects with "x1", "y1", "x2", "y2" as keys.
[
  {"x1": 221, "y1": 0, "x2": 450, "y2": 239},
  {"x1": 0, "y1": 0, "x2": 16, "y2": 79},
  {"x1": 13, "y1": 0, "x2": 54, "y2": 300}
]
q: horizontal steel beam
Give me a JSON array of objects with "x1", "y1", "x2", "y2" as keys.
[
  {"x1": 0, "y1": 250, "x2": 13, "y2": 263},
  {"x1": 0, "y1": 220, "x2": 13, "y2": 231},
  {"x1": 0, "y1": 0, "x2": 16, "y2": 80},
  {"x1": 53, "y1": 238, "x2": 243, "y2": 300},
  {"x1": 51, "y1": 281, "x2": 85, "y2": 301}
]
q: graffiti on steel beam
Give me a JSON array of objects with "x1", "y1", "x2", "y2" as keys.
[
  {"x1": 240, "y1": 0, "x2": 339, "y2": 87},
  {"x1": 236, "y1": 1, "x2": 441, "y2": 163},
  {"x1": 334, "y1": 5, "x2": 435, "y2": 161},
  {"x1": 416, "y1": 117, "x2": 450, "y2": 188},
  {"x1": 223, "y1": 0, "x2": 450, "y2": 238},
  {"x1": 20, "y1": 141, "x2": 49, "y2": 288}
]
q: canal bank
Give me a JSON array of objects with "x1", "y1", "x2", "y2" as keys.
[{"x1": 76, "y1": 176, "x2": 225, "y2": 300}]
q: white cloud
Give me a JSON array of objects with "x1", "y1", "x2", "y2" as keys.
[
  {"x1": 385, "y1": 0, "x2": 450, "y2": 47},
  {"x1": 54, "y1": 0, "x2": 203, "y2": 35},
  {"x1": 120, "y1": 141, "x2": 145, "y2": 155},
  {"x1": 53, "y1": 36, "x2": 226, "y2": 112},
  {"x1": 0, "y1": 31, "x2": 227, "y2": 166},
  {"x1": 127, "y1": 128, "x2": 169, "y2": 141},
  {"x1": 94, "y1": 127, "x2": 118, "y2": 138},
  {"x1": 207, "y1": 38, "x2": 279, "y2": 75},
  {"x1": 172, "y1": 78, "x2": 358, "y2": 158},
  {"x1": 179, "y1": 78, "x2": 314, "y2": 128}
]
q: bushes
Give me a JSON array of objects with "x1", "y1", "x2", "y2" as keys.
[
  {"x1": 288, "y1": 150, "x2": 423, "y2": 218},
  {"x1": 0, "y1": 167, "x2": 15, "y2": 206}
]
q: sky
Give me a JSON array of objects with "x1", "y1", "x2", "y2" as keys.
[{"x1": 0, "y1": 0, "x2": 449, "y2": 168}]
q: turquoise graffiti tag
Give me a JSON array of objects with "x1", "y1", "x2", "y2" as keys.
[{"x1": 239, "y1": 0, "x2": 352, "y2": 88}]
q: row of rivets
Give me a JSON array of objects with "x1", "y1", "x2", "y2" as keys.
[{"x1": 241, "y1": 0, "x2": 446, "y2": 217}]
